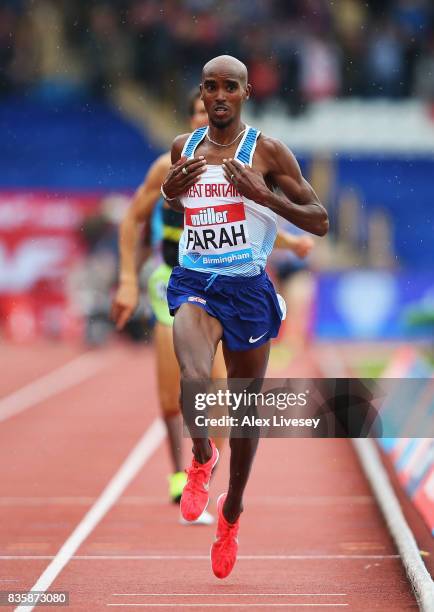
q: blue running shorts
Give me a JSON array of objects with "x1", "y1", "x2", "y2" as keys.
[{"x1": 167, "y1": 266, "x2": 284, "y2": 351}]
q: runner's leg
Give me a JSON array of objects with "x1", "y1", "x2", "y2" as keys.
[
  {"x1": 173, "y1": 302, "x2": 223, "y2": 463},
  {"x1": 210, "y1": 343, "x2": 227, "y2": 458},
  {"x1": 155, "y1": 322, "x2": 183, "y2": 472},
  {"x1": 222, "y1": 341, "x2": 271, "y2": 523}
]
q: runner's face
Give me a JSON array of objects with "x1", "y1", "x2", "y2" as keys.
[
  {"x1": 190, "y1": 98, "x2": 208, "y2": 129},
  {"x1": 200, "y1": 72, "x2": 249, "y2": 129}
]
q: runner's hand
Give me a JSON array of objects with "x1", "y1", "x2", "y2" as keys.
[
  {"x1": 162, "y1": 156, "x2": 207, "y2": 200},
  {"x1": 293, "y1": 235, "x2": 314, "y2": 259},
  {"x1": 111, "y1": 282, "x2": 139, "y2": 330},
  {"x1": 222, "y1": 158, "x2": 269, "y2": 204}
]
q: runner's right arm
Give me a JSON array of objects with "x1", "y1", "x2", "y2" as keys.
[
  {"x1": 274, "y1": 231, "x2": 314, "y2": 258},
  {"x1": 161, "y1": 135, "x2": 207, "y2": 212},
  {"x1": 111, "y1": 153, "x2": 170, "y2": 330}
]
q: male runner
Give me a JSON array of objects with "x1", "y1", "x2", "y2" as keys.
[
  {"x1": 111, "y1": 91, "x2": 314, "y2": 515},
  {"x1": 161, "y1": 55, "x2": 328, "y2": 578}
]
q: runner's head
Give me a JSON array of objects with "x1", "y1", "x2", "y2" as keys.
[
  {"x1": 188, "y1": 90, "x2": 208, "y2": 130},
  {"x1": 200, "y1": 55, "x2": 251, "y2": 129}
]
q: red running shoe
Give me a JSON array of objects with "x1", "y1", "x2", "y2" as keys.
[
  {"x1": 180, "y1": 441, "x2": 219, "y2": 522},
  {"x1": 211, "y1": 492, "x2": 240, "y2": 579}
]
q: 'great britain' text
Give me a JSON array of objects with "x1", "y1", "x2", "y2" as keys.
[{"x1": 186, "y1": 183, "x2": 241, "y2": 198}]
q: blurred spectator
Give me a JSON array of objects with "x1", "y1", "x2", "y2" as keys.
[
  {"x1": 393, "y1": 0, "x2": 430, "y2": 38},
  {"x1": 414, "y1": 32, "x2": 434, "y2": 105},
  {"x1": 0, "y1": 6, "x2": 17, "y2": 93},
  {"x1": 365, "y1": 20, "x2": 406, "y2": 97},
  {"x1": 0, "y1": 0, "x2": 433, "y2": 113},
  {"x1": 249, "y1": 54, "x2": 281, "y2": 114},
  {"x1": 82, "y1": 4, "x2": 133, "y2": 96},
  {"x1": 331, "y1": 0, "x2": 367, "y2": 97},
  {"x1": 299, "y1": 33, "x2": 341, "y2": 102}
]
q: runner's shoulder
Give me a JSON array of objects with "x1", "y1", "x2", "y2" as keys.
[
  {"x1": 256, "y1": 134, "x2": 298, "y2": 173},
  {"x1": 257, "y1": 134, "x2": 294, "y2": 158}
]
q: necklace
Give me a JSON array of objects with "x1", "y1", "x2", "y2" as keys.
[{"x1": 206, "y1": 128, "x2": 246, "y2": 147}]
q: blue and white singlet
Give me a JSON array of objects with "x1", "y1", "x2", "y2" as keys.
[{"x1": 178, "y1": 125, "x2": 277, "y2": 277}]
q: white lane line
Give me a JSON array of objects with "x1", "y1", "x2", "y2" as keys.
[
  {"x1": 1, "y1": 554, "x2": 400, "y2": 560},
  {"x1": 314, "y1": 345, "x2": 434, "y2": 612},
  {"x1": 106, "y1": 605, "x2": 349, "y2": 608},
  {"x1": 14, "y1": 418, "x2": 166, "y2": 612},
  {"x1": 112, "y1": 593, "x2": 347, "y2": 596},
  {"x1": 0, "y1": 352, "x2": 115, "y2": 423},
  {"x1": 353, "y1": 438, "x2": 434, "y2": 612}
]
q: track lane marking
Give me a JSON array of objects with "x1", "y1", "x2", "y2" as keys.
[
  {"x1": 0, "y1": 351, "x2": 118, "y2": 423},
  {"x1": 106, "y1": 605, "x2": 349, "y2": 608},
  {"x1": 2, "y1": 554, "x2": 400, "y2": 560},
  {"x1": 111, "y1": 593, "x2": 347, "y2": 596},
  {"x1": 14, "y1": 418, "x2": 166, "y2": 612},
  {"x1": 314, "y1": 344, "x2": 434, "y2": 611}
]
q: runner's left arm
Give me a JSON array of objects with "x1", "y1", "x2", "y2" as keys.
[{"x1": 222, "y1": 138, "x2": 328, "y2": 236}]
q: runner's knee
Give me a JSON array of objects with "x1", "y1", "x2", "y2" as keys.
[{"x1": 180, "y1": 361, "x2": 211, "y2": 381}]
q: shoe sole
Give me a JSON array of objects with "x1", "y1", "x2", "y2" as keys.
[
  {"x1": 181, "y1": 446, "x2": 220, "y2": 522},
  {"x1": 179, "y1": 509, "x2": 215, "y2": 526}
]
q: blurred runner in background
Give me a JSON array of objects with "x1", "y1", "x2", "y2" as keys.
[{"x1": 269, "y1": 220, "x2": 314, "y2": 352}]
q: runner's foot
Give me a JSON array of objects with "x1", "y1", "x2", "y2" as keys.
[
  {"x1": 211, "y1": 492, "x2": 240, "y2": 579},
  {"x1": 168, "y1": 471, "x2": 187, "y2": 504},
  {"x1": 180, "y1": 440, "x2": 219, "y2": 521}
]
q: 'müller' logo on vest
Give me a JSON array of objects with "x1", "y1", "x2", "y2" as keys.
[
  {"x1": 190, "y1": 208, "x2": 228, "y2": 226},
  {"x1": 185, "y1": 203, "x2": 245, "y2": 228}
]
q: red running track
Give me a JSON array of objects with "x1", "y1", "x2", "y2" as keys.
[{"x1": 0, "y1": 340, "x2": 419, "y2": 610}]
